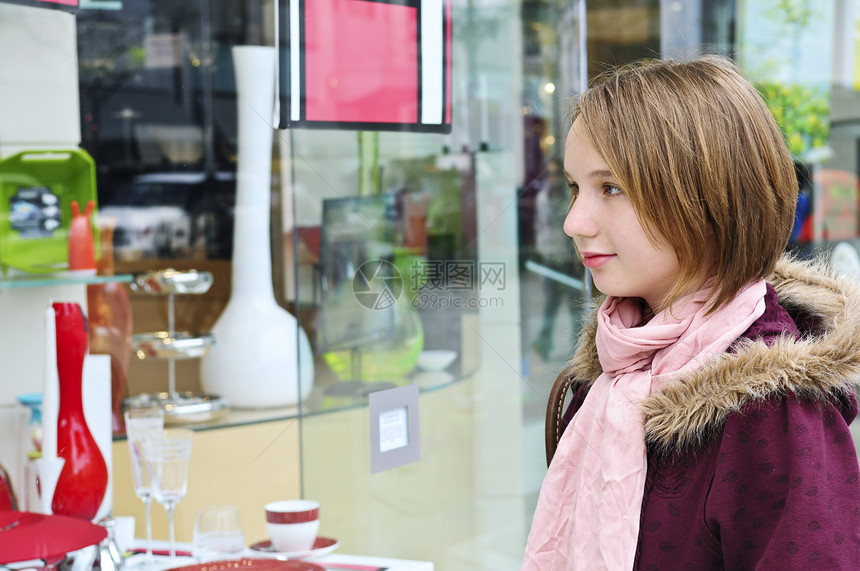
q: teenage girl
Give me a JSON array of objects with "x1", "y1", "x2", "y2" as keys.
[{"x1": 523, "y1": 56, "x2": 860, "y2": 569}]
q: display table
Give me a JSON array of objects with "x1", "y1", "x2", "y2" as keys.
[
  {"x1": 127, "y1": 541, "x2": 434, "y2": 571},
  {"x1": 310, "y1": 554, "x2": 434, "y2": 570}
]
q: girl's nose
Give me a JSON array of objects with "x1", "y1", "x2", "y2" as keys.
[{"x1": 563, "y1": 195, "x2": 597, "y2": 239}]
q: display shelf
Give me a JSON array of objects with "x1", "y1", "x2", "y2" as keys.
[
  {"x1": 113, "y1": 365, "x2": 469, "y2": 439},
  {"x1": 0, "y1": 272, "x2": 133, "y2": 290}
]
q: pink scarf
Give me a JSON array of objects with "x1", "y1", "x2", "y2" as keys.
[{"x1": 522, "y1": 280, "x2": 767, "y2": 570}]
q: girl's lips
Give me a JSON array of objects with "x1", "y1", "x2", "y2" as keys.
[{"x1": 581, "y1": 253, "x2": 615, "y2": 269}]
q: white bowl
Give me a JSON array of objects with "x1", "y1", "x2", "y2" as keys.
[{"x1": 416, "y1": 350, "x2": 458, "y2": 371}]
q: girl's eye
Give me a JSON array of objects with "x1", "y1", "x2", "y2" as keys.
[
  {"x1": 605, "y1": 185, "x2": 623, "y2": 196},
  {"x1": 567, "y1": 183, "x2": 579, "y2": 203}
]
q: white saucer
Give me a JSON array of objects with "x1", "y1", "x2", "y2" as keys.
[{"x1": 249, "y1": 537, "x2": 340, "y2": 560}]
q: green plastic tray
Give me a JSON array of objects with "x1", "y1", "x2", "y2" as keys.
[{"x1": 0, "y1": 149, "x2": 99, "y2": 274}]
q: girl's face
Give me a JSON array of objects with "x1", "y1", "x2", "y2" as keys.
[{"x1": 562, "y1": 118, "x2": 682, "y2": 311}]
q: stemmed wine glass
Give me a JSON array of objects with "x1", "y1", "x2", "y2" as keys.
[
  {"x1": 145, "y1": 427, "x2": 193, "y2": 561},
  {"x1": 124, "y1": 407, "x2": 164, "y2": 568}
]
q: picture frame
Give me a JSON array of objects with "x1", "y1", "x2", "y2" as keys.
[{"x1": 277, "y1": 0, "x2": 452, "y2": 133}]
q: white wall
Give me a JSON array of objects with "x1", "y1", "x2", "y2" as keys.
[{"x1": 0, "y1": 3, "x2": 81, "y2": 157}]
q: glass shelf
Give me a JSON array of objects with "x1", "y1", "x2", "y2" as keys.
[
  {"x1": 114, "y1": 365, "x2": 470, "y2": 440},
  {"x1": 0, "y1": 273, "x2": 133, "y2": 290}
]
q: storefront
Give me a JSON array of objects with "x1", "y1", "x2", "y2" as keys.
[{"x1": 0, "y1": 0, "x2": 858, "y2": 567}]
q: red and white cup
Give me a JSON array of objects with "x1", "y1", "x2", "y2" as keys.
[{"x1": 265, "y1": 500, "x2": 320, "y2": 553}]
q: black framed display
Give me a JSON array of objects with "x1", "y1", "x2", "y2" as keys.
[{"x1": 277, "y1": 0, "x2": 452, "y2": 133}]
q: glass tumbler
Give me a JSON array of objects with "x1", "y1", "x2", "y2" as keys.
[{"x1": 192, "y1": 505, "x2": 245, "y2": 562}]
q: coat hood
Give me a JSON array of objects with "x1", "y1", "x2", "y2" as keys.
[{"x1": 564, "y1": 256, "x2": 860, "y2": 455}]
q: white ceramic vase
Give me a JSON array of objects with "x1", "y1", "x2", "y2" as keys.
[{"x1": 201, "y1": 46, "x2": 313, "y2": 408}]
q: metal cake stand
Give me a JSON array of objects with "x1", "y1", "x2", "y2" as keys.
[{"x1": 124, "y1": 269, "x2": 228, "y2": 425}]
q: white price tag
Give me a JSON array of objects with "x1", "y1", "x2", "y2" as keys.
[{"x1": 378, "y1": 407, "x2": 409, "y2": 453}]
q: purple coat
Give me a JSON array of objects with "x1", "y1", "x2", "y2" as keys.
[{"x1": 556, "y1": 258, "x2": 860, "y2": 569}]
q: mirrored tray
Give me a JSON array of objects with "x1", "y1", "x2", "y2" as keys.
[
  {"x1": 132, "y1": 332, "x2": 216, "y2": 360},
  {"x1": 124, "y1": 391, "x2": 230, "y2": 425},
  {"x1": 130, "y1": 269, "x2": 213, "y2": 295}
]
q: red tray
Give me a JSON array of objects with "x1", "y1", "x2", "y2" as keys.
[{"x1": 0, "y1": 510, "x2": 107, "y2": 564}]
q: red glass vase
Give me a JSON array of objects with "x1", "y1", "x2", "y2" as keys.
[{"x1": 51, "y1": 302, "x2": 108, "y2": 520}]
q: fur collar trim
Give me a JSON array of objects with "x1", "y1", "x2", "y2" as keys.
[{"x1": 563, "y1": 256, "x2": 860, "y2": 455}]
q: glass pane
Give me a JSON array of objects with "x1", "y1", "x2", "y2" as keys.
[
  {"x1": 291, "y1": 0, "x2": 588, "y2": 566},
  {"x1": 294, "y1": 0, "x2": 860, "y2": 566}
]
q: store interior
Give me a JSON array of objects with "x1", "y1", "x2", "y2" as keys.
[{"x1": 0, "y1": 0, "x2": 859, "y2": 568}]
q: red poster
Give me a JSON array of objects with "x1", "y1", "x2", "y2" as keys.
[
  {"x1": 1, "y1": 0, "x2": 78, "y2": 9},
  {"x1": 278, "y1": 0, "x2": 452, "y2": 133},
  {"x1": 304, "y1": 0, "x2": 419, "y2": 123}
]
